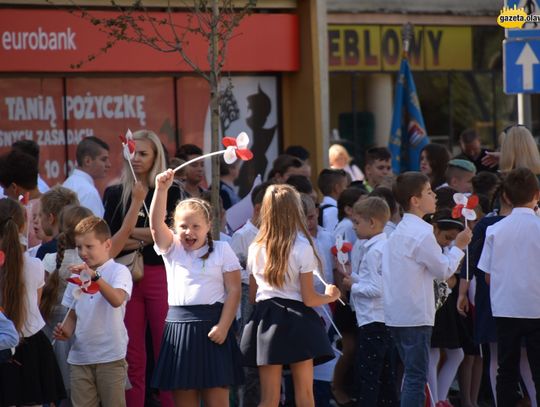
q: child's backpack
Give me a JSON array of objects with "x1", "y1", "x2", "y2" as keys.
[{"x1": 318, "y1": 204, "x2": 335, "y2": 227}]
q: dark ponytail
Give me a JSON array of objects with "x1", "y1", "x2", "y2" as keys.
[{"x1": 0, "y1": 199, "x2": 26, "y2": 335}]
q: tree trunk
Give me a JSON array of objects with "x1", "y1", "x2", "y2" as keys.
[{"x1": 210, "y1": 0, "x2": 221, "y2": 240}]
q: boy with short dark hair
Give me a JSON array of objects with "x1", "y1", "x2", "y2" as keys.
[
  {"x1": 12, "y1": 139, "x2": 50, "y2": 193},
  {"x1": 317, "y1": 168, "x2": 348, "y2": 231},
  {"x1": 268, "y1": 154, "x2": 305, "y2": 183},
  {"x1": 343, "y1": 197, "x2": 397, "y2": 405},
  {"x1": 63, "y1": 136, "x2": 111, "y2": 217},
  {"x1": 383, "y1": 172, "x2": 472, "y2": 407},
  {"x1": 54, "y1": 216, "x2": 132, "y2": 407},
  {"x1": 478, "y1": 167, "x2": 540, "y2": 406},
  {"x1": 363, "y1": 147, "x2": 392, "y2": 192},
  {"x1": 445, "y1": 159, "x2": 476, "y2": 193}
]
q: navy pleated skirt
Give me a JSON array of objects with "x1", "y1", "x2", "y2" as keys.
[
  {"x1": 152, "y1": 303, "x2": 244, "y2": 390},
  {"x1": 240, "y1": 297, "x2": 334, "y2": 367}
]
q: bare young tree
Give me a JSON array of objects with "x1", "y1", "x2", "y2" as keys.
[{"x1": 54, "y1": 0, "x2": 256, "y2": 237}]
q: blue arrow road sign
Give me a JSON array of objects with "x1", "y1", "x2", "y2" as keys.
[
  {"x1": 506, "y1": 0, "x2": 540, "y2": 39},
  {"x1": 504, "y1": 39, "x2": 540, "y2": 94}
]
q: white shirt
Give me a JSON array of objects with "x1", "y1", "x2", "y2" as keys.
[
  {"x1": 382, "y1": 213, "x2": 464, "y2": 327},
  {"x1": 22, "y1": 253, "x2": 46, "y2": 337},
  {"x1": 249, "y1": 234, "x2": 318, "y2": 302},
  {"x1": 343, "y1": 164, "x2": 364, "y2": 182},
  {"x1": 313, "y1": 227, "x2": 334, "y2": 290},
  {"x1": 230, "y1": 220, "x2": 259, "y2": 284},
  {"x1": 320, "y1": 196, "x2": 338, "y2": 232},
  {"x1": 155, "y1": 237, "x2": 240, "y2": 306},
  {"x1": 478, "y1": 207, "x2": 540, "y2": 318},
  {"x1": 63, "y1": 169, "x2": 104, "y2": 217},
  {"x1": 350, "y1": 233, "x2": 387, "y2": 327},
  {"x1": 333, "y1": 217, "x2": 357, "y2": 246},
  {"x1": 62, "y1": 259, "x2": 132, "y2": 365},
  {"x1": 383, "y1": 221, "x2": 398, "y2": 237},
  {"x1": 37, "y1": 175, "x2": 50, "y2": 193}
]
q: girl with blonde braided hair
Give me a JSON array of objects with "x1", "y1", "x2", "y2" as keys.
[{"x1": 150, "y1": 168, "x2": 243, "y2": 407}]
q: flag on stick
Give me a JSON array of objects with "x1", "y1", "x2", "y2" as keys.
[{"x1": 388, "y1": 54, "x2": 429, "y2": 173}]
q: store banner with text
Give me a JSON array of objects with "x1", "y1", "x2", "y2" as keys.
[
  {"x1": 328, "y1": 25, "x2": 472, "y2": 72},
  {"x1": 0, "y1": 77, "x2": 176, "y2": 193},
  {"x1": 0, "y1": 9, "x2": 299, "y2": 73}
]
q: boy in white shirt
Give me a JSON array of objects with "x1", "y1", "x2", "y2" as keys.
[
  {"x1": 382, "y1": 172, "x2": 471, "y2": 407},
  {"x1": 343, "y1": 196, "x2": 397, "y2": 405},
  {"x1": 54, "y1": 216, "x2": 133, "y2": 407},
  {"x1": 478, "y1": 167, "x2": 540, "y2": 406},
  {"x1": 317, "y1": 169, "x2": 348, "y2": 231}
]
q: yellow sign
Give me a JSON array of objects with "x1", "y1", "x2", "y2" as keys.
[{"x1": 328, "y1": 25, "x2": 472, "y2": 72}]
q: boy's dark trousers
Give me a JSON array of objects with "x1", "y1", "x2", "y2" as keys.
[
  {"x1": 495, "y1": 317, "x2": 540, "y2": 406},
  {"x1": 355, "y1": 322, "x2": 398, "y2": 406}
]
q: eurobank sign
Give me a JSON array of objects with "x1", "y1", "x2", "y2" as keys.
[
  {"x1": 328, "y1": 25, "x2": 472, "y2": 71},
  {"x1": 0, "y1": 8, "x2": 299, "y2": 73}
]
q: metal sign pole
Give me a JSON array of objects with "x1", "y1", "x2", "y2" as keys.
[{"x1": 517, "y1": 93, "x2": 533, "y2": 127}]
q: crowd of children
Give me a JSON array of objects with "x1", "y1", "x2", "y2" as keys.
[{"x1": 0, "y1": 125, "x2": 539, "y2": 407}]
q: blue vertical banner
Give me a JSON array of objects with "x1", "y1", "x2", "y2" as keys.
[{"x1": 388, "y1": 58, "x2": 429, "y2": 174}]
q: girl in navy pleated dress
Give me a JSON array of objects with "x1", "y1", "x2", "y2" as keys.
[
  {"x1": 149, "y1": 169, "x2": 243, "y2": 407},
  {"x1": 240, "y1": 184, "x2": 341, "y2": 407}
]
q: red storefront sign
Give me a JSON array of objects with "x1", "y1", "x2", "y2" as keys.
[
  {"x1": 0, "y1": 9, "x2": 299, "y2": 72},
  {"x1": 0, "y1": 77, "x2": 177, "y2": 192}
]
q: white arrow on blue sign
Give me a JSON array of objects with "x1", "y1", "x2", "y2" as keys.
[{"x1": 504, "y1": 39, "x2": 540, "y2": 94}]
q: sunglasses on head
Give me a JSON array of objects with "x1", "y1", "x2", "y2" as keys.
[{"x1": 503, "y1": 124, "x2": 529, "y2": 135}]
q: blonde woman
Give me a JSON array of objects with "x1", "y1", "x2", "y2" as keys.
[
  {"x1": 329, "y1": 144, "x2": 364, "y2": 182},
  {"x1": 483, "y1": 125, "x2": 540, "y2": 175},
  {"x1": 103, "y1": 130, "x2": 181, "y2": 407}
]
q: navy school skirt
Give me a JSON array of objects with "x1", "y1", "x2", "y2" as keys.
[
  {"x1": 240, "y1": 297, "x2": 334, "y2": 367},
  {"x1": 151, "y1": 303, "x2": 244, "y2": 390}
]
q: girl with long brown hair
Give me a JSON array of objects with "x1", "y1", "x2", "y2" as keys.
[
  {"x1": 0, "y1": 198, "x2": 65, "y2": 405},
  {"x1": 240, "y1": 184, "x2": 341, "y2": 407}
]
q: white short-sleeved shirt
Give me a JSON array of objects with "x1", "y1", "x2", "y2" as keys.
[
  {"x1": 478, "y1": 207, "x2": 540, "y2": 318},
  {"x1": 248, "y1": 234, "x2": 318, "y2": 302},
  {"x1": 63, "y1": 169, "x2": 104, "y2": 217},
  {"x1": 22, "y1": 253, "x2": 46, "y2": 338},
  {"x1": 382, "y1": 213, "x2": 464, "y2": 327},
  {"x1": 230, "y1": 220, "x2": 259, "y2": 284},
  {"x1": 155, "y1": 237, "x2": 241, "y2": 306},
  {"x1": 62, "y1": 259, "x2": 132, "y2": 365}
]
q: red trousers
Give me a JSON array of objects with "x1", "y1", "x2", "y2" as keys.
[{"x1": 125, "y1": 264, "x2": 173, "y2": 407}]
